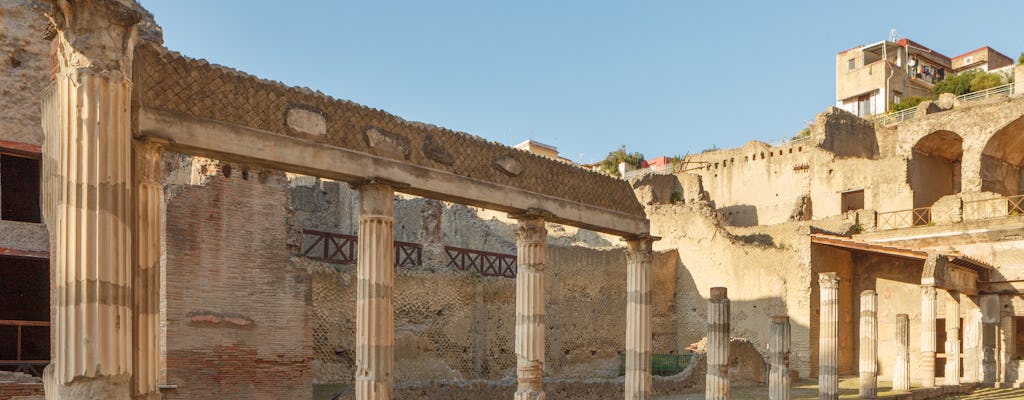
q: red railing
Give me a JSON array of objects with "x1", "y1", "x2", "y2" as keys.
[
  {"x1": 876, "y1": 207, "x2": 931, "y2": 230},
  {"x1": 301, "y1": 230, "x2": 517, "y2": 277},
  {"x1": 0, "y1": 319, "x2": 49, "y2": 377},
  {"x1": 302, "y1": 229, "x2": 422, "y2": 268},
  {"x1": 443, "y1": 246, "x2": 517, "y2": 278}
]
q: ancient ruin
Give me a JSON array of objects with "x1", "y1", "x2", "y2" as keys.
[{"x1": 4, "y1": 1, "x2": 1024, "y2": 399}]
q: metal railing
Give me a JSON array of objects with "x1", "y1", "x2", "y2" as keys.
[
  {"x1": 963, "y1": 194, "x2": 1024, "y2": 221},
  {"x1": 0, "y1": 319, "x2": 49, "y2": 377},
  {"x1": 872, "y1": 83, "x2": 1015, "y2": 126},
  {"x1": 301, "y1": 230, "x2": 517, "y2": 277},
  {"x1": 444, "y1": 246, "x2": 517, "y2": 278},
  {"x1": 876, "y1": 207, "x2": 932, "y2": 230},
  {"x1": 301, "y1": 229, "x2": 422, "y2": 268}
]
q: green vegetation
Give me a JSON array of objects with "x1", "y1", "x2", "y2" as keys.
[
  {"x1": 791, "y1": 127, "x2": 811, "y2": 141},
  {"x1": 933, "y1": 70, "x2": 1005, "y2": 96},
  {"x1": 598, "y1": 145, "x2": 645, "y2": 177},
  {"x1": 669, "y1": 191, "x2": 683, "y2": 204},
  {"x1": 889, "y1": 96, "x2": 930, "y2": 112},
  {"x1": 1018, "y1": 52, "x2": 1024, "y2": 65},
  {"x1": 619, "y1": 353, "x2": 692, "y2": 377}
]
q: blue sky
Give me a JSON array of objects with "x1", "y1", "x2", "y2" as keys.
[{"x1": 139, "y1": 1, "x2": 1024, "y2": 164}]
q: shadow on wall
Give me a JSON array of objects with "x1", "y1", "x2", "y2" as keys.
[
  {"x1": 719, "y1": 204, "x2": 759, "y2": 227},
  {"x1": 671, "y1": 251, "x2": 810, "y2": 378}
]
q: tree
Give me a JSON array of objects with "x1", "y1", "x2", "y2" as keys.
[
  {"x1": 933, "y1": 71, "x2": 977, "y2": 96},
  {"x1": 598, "y1": 145, "x2": 644, "y2": 177},
  {"x1": 1018, "y1": 52, "x2": 1024, "y2": 65}
]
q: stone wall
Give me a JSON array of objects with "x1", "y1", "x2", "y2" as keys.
[
  {"x1": 0, "y1": 0, "x2": 50, "y2": 147},
  {"x1": 163, "y1": 165, "x2": 313, "y2": 400}
]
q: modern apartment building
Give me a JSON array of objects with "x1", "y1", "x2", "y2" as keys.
[{"x1": 836, "y1": 38, "x2": 1013, "y2": 117}]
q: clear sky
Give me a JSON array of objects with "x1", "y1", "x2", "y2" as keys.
[{"x1": 139, "y1": 1, "x2": 1024, "y2": 164}]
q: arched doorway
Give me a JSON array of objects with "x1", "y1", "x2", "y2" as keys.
[
  {"x1": 910, "y1": 130, "x2": 963, "y2": 208},
  {"x1": 981, "y1": 117, "x2": 1024, "y2": 196}
]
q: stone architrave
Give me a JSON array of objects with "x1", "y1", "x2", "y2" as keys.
[
  {"x1": 354, "y1": 181, "x2": 396, "y2": 399},
  {"x1": 921, "y1": 285, "x2": 938, "y2": 388},
  {"x1": 769, "y1": 316, "x2": 792, "y2": 400},
  {"x1": 945, "y1": 292, "x2": 961, "y2": 387},
  {"x1": 893, "y1": 314, "x2": 910, "y2": 392},
  {"x1": 818, "y1": 273, "x2": 840, "y2": 400},
  {"x1": 132, "y1": 138, "x2": 167, "y2": 400},
  {"x1": 706, "y1": 287, "x2": 730, "y2": 400},
  {"x1": 41, "y1": 1, "x2": 149, "y2": 397},
  {"x1": 859, "y1": 290, "x2": 878, "y2": 398},
  {"x1": 512, "y1": 210, "x2": 549, "y2": 400},
  {"x1": 624, "y1": 236, "x2": 657, "y2": 400}
]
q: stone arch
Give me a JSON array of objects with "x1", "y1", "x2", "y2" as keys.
[
  {"x1": 980, "y1": 116, "x2": 1024, "y2": 196},
  {"x1": 910, "y1": 130, "x2": 962, "y2": 208}
]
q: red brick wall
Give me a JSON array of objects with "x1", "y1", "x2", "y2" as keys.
[
  {"x1": 164, "y1": 169, "x2": 312, "y2": 400},
  {"x1": 0, "y1": 382, "x2": 44, "y2": 400}
]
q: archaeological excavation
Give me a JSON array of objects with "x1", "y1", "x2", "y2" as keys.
[{"x1": 4, "y1": 1, "x2": 1024, "y2": 399}]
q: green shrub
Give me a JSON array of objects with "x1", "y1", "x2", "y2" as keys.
[
  {"x1": 934, "y1": 71, "x2": 978, "y2": 96},
  {"x1": 969, "y1": 72, "x2": 1005, "y2": 91},
  {"x1": 598, "y1": 145, "x2": 644, "y2": 177},
  {"x1": 791, "y1": 127, "x2": 811, "y2": 141},
  {"x1": 890, "y1": 95, "x2": 932, "y2": 112},
  {"x1": 1019, "y1": 52, "x2": 1024, "y2": 65}
]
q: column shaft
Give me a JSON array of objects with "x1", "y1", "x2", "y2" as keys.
[
  {"x1": 945, "y1": 293, "x2": 961, "y2": 386},
  {"x1": 818, "y1": 273, "x2": 840, "y2": 400},
  {"x1": 132, "y1": 139, "x2": 165, "y2": 399},
  {"x1": 769, "y1": 316, "x2": 791, "y2": 400},
  {"x1": 859, "y1": 290, "x2": 878, "y2": 398},
  {"x1": 921, "y1": 285, "x2": 937, "y2": 388},
  {"x1": 706, "y1": 287, "x2": 730, "y2": 400},
  {"x1": 963, "y1": 301, "x2": 981, "y2": 383},
  {"x1": 1000, "y1": 316, "x2": 1016, "y2": 384},
  {"x1": 624, "y1": 238, "x2": 654, "y2": 400},
  {"x1": 355, "y1": 183, "x2": 395, "y2": 400},
  {"x1": 893, "y1": 314, "x2": 910, "y2": 392},
  {"x1": 514, "y1": 214, "x2": 547, "y2": 400}
]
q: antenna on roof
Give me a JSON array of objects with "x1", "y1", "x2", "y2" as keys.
[{"x1": 889, "y1": 29, "x2": 899, "y2": 42}]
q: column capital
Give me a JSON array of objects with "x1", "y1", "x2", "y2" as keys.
[
  {"x1": 134, "y1": 137, "x2": 167, "y2": 184},
  {"x1": 818, "y1": 272, "x2": 840, "y2": 290},
  {"x1": 624, "y1": 235, "x2": 658, "y2": 265},
  {"x1": 46, "y1": 0, "x2": 153, "y2": 76},
  {"x1": 513, "y1": 213, "x2": 548, "y2": 245}
]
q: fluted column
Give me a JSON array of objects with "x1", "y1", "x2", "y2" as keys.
[
  {"x1": 355, "y1": 182, "x2": 395, "y2": 400},
  {"x1": 945, "y1": 292, "x2": 961, "y2": 387},
  {"x1": 921, "y1": 285, "x2": 937, "y2": 388},
  {"x1": 42, "y1": 1, "x2": 147, "y2": 397},
  {"x1": 1000, "y1": 316, "x2": 1016, "y2": 384},
  {"x1": 132, "y1": 139, "x2": 166, "y2": 400},
  {"x1": 963, "y1": 300, "x2": 981, "y2": 383},
  {"x1": 706, "y1": 287, "x2": 730, "y2": 400},
  {"x1": 818, "y1": 273, "x2": 840, "y2": 400},
  {"x1": 512, "y1": 210, "x2": 549, "y2": 400},
  {"x1": 859, "y1": 290, "x2": 878, "y2": 398},
  {"x1": 893, "y1": 314, "x2": 910, "y2": 392},
  {"x1": 769, "y1": 316, "x2": 791, "y2": 400},
  {"x1": 624, "y1": 236, "x2": 656, "y2": 400}
]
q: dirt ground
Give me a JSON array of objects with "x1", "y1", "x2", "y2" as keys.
[{"x1": 654, "y1": 378, "x2": 1024, "y2": 399}]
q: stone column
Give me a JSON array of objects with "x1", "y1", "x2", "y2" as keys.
[
  {"x1": 963, "y1": 299, "x2": 981, "y2": 383},
  {"x1": 769, "y1": 316, "x2": 791, "y2": 400},
  {"x1": 512, "y1": 210, "x2": 549, "y2": 400},
  {"x1": 945, "y1": 292, "x2": 961, "y2": 386},
  {"x1": 132, "y1": 139, "x2": 166, "y2": 400},
  {"x1": 706, "y1": 287, "x2": 730, "y2": 400},
  {"x1": 818, "y1": 273, "x2": 840, "y2": 400},
  {"x1": 355, "y1": 181, "x2": 395, "y2": 399},
  {"x1": 624, "y1": 236, "x2": 656, "y2": 400},
  {"x1": 1000, "y1": 315, "x2": 1016, "y2": 384},
  {"x1": 42, "y1": 1, "x2": 148, "y2": 397},
  {"x1": 893, "y1": 314, "x2": 910, "y2": 392},
  {"x1": 859, "y1": 290, "x2": 878, "y2": 398},
  {"x1": 921, "y1": 285, "x2": 938, "y2": 388}
]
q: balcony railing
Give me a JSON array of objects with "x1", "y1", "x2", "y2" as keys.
[
  {"x1": 0, "y1": 319, "x2": 49, "y2": 377},
  {"x1": 876, "y1": 207, "x2": 932, "y2": 230},
  {"x1": 301, "y1": 229, "x2": 517, "y2": 277},
  {"x1": 871, "y1": 83, "x2": 1015, "y2": 126},
  {"x1": 963, "y1": 194, "x2": 1024, "y2": 221}
]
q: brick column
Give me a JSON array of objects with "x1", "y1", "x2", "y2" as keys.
[
  {"x1": 42, "y1": 1, "x2": 147, "y2": 397},
  {"x1": 624, "y1": 236, "x2": 656, "y2": 400},
  {"x1": 512, "y1": 210, "x2": 548, "y2": 400},
  {"x1": 859, "y1": 290, "x2": 877, "y2": 398},
  {"x1": 818, "y1": 273, "x2": 840, "y2": 400},
  {"x1": 355, "y1": 181, "x2": 395, "y2": 399},
  {"x1": 706, "y1": 287, "x2": 730, "y2": 400},
  {"x1": 132, "y1": 139, "x2": 167, "y2": 400},
  {"x1": 921, "y1": 285, "x2": 937, "y2": 388},
  {"x1": 893, "y1": 314, "x2": 910, "y2": 392},
  {"x1": 945, "y1": 292, "x2": 961, "y2": 387},
  {"x1": 769, "y1": 316, "x2": 791, "y2": 400}
]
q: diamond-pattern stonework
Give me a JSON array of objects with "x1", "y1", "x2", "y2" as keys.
[{"x1": 135, "y1": 44, "x2": 645, "y2": 218}]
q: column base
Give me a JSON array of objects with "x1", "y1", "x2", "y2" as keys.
[
  {"x1": 43, "y1": 364, "x2": 131, "y2": 400},
  {"x1": 513, "y1": 389, "x2": 545, "y2": 400}
]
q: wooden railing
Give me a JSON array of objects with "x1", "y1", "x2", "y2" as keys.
[
  {"x1": 443, "y1": 246, "x2": 517, "y2": 278},
  {"x1": 0, "y1": 319, "x2": 49, "y2": 377},
  {"x1": 876, "y1": 207, "x2": 931, "y2": 230},
  {"x1": 963, "y1": 194, "x2": 1024, "y2": 221}
]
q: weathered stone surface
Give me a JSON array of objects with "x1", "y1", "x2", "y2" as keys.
[
  {"x1": 286, "y1": 106, "x2": 327, "y2": 136},
  {"x1": 493, "y1": 155, "x2": 524, "y2": 177}
]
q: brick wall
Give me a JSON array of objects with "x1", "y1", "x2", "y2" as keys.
[
  {"x1": 0, "y1": 382, "x2": 44, "y2": 400},
  {"x1": 163, "y1": 168, "x2": 312, "y2": 400}
]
